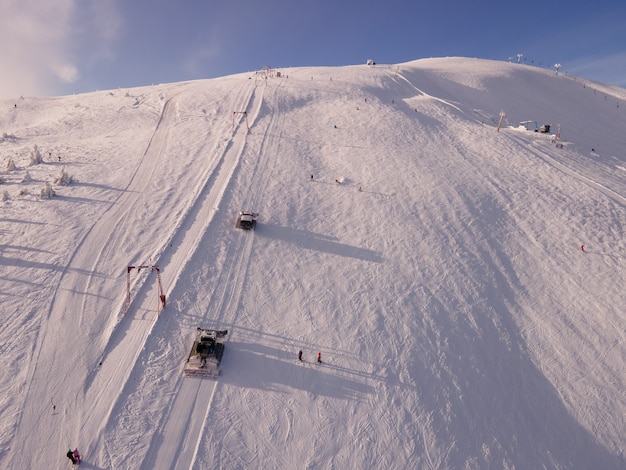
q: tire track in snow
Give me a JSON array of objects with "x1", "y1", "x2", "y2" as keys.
[
  {"x1": 204, "y1": 80, "x2": 294, "y2": 468},
  {"x1": 90, "y1": 79, "x2": 257, "y2": 466},
  {"x1": 77, "y1": 82, "x2": 257, "y2": 450},
  {"x1": 137, "y1": 82, "x2": 267, "y2": 470},
  {"x1": 148, "y1": 78, "x2": 286, "y2": 470},
  {"x1": 177, "y1": 78, "x2": 285, "y2": 469}
]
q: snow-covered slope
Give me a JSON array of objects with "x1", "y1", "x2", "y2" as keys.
[{"x1": 1, "y1": 57, "x2": 625, "y2": 469}]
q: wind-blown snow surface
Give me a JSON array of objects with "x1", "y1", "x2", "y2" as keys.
[{"x1": 2, "y1": 57, "x2": 626, "y2": 469}]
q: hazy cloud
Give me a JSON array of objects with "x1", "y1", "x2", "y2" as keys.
[
  {"x1": 0, "y1": 0, "x2": 120, "y2": 98},
  {"x1": 567, "y1": 52, "x2": 626, "y2": 88},
  {"x1": 182, "y1": 41, "x2": 223, "y2": 78}
]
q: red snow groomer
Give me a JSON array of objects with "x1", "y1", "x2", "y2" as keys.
[{"x1": 183, "y1": 328, "x2": 228, "y2": 378}]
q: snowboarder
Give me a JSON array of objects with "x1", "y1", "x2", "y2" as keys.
[
  {"x1": 298, "y1": 349, "x2": 303, "y2": 361},
  {"x1": 73, "y1": 448, "x2": 81, "y2": 464},
  {"x1": 581, "y1": 245, "x2": 585, "y2": 252},
  {"x1": 317, "y1": 352, "x2": 322, "y2": 363},
  {"x1": 66, "y1": 449, "x2": 76, "y2": 465}
]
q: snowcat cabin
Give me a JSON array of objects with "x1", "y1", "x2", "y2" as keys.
[
  {"x1": 240, "y1": 214, "x2": 254, "y2": 230},
  {"x1": 183, "y1": 328, "x2": 229, "y2": 378},
  {"x1": 236, "y1": 211, "x2": 257, "y2": 230},
  {"x1": 197, "y1": 336, "x2": 216, "y2": 356}
]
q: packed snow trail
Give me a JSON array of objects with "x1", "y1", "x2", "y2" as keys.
[
  {"x1": 8, "y1": 78, "x2": 257, "y2": 469},
  {"x1": 99, "y1": 76, "x2": 289, "y2": 469},
  {"x1": 507, "y1": 132, "x2": 626, "y2": 208},
  {"x1": 10, "y1": 91, "x2": 181, "y2": 469},
  {"x1": 81, "y1": 79, "x2": 259, "y2": 466},
  {"x1": 135, "y1": 82, "x2": 268, "y2": 470}
]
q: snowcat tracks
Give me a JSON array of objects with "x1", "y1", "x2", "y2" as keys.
[{"x1": 183, "y1": 367, "x2": 221, "y2": 378}]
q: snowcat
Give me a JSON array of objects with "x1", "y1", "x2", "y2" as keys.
[
  {"x1": 183, "y1": 328, "x2": 228, "y2": 378},
  {"x1": 236, "y1": 211, "x2": 257, "y2": 230}
]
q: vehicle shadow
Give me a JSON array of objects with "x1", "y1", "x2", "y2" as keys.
[{"x1": 257, "y1": 223, "x2": 383, "y2": 263}]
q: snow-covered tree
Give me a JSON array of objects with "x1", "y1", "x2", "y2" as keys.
[
  {"x1": 29, "y1": 145, "x2": 43, "y2": 166},
  {"x1": 6, "y1": 158, "x2": 16, "y2": 172},
  {"x1": 40, "y1": 182, "x2": 55, "y2": 199},
  {"x1": 53, "y1": 168, "x2": 72, "y2": 186}
]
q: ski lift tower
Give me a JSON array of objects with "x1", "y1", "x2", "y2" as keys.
[{"x1": 125, "y1": 264, "x2": 166, "y2": 315}]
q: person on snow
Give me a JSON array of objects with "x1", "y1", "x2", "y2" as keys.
[
  {"x1": 298, "y1": 349, "x2": 303, "y2": 361},
  {"x1": 581, "y1": 244, "x2": 585, "y2": 252},
  {"x1": 67, "y1": 449, "x2": 76, "y2": 464},
  {"x1": 317, "y1": 352, "x2": 322, "y2": 363},
  {"x1": 73, "y1": 448, "x2": 81, "y2": 464}
]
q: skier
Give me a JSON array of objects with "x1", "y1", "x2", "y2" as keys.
[
  {"x1": 317, "y1": 352, "x2": 322, "y2": 363},
  {"x1": 581, "y1": 244, "x2": 585, "y2": 252},
  {"x1": 310, "y1": 174, "x2": 313, "y2": 181},
  {"x1": 66, "y1": 449, "x2": 76, "y2": 465},
  {"x1": 73, "y1": 448, "x2": 81, "y2": 464},
  {"x1": 298, "y1": 349, "x2": 303, "y2": 361}
]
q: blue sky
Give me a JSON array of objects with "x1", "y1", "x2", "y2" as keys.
[{"x1": 2, "y1": 0, "x2": 625, "y2": 98}]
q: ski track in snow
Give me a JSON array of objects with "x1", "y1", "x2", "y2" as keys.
[
  {"x1": 11, "y1": 91, "x2": 182, "y2": 468},
  {"x1": 136, "y1": 80, "x2": 266, "y2": 469}
]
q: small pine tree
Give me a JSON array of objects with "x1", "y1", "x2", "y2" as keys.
[
  {"x1": 1, "y1": 190, "x2": 9, "y2": 201},
  {"x1": 53, "y1": 168, "x2": 72, "y2": 186},
  {"x1": 30, "y1": 145, "x2": 43, "y2": 166},
  {"x1": 40, "y1": 182, "x2": 55, "y2": 199},
  {"x1": 6, "y1": 158, "x2": 16, "y2": 172}
]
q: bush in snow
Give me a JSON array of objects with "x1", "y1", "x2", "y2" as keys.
[
  {"x1": 40, "y1": 182, "x2": 55, "y2": 199},
  {"x1": 53, "y1": 168, "x2": 72, "y2": 186},
  {"x1": 6, "y1": 158, "x2": 16, "y2": 172},
  {"x1": 30, "y1": 145, "x2": 43, "y2": 166}
]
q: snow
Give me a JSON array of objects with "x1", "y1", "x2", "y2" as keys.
[{"x1": 1, "y1": 57, "x2": 626, "y2": 469}]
